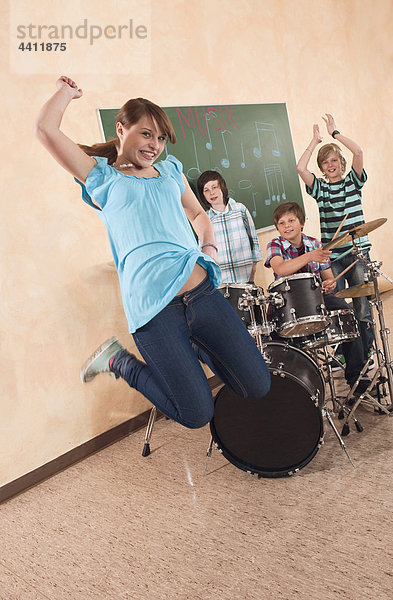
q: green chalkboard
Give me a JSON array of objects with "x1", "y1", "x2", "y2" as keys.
[{"x1": 98, "y1": 103, "x2": 303, "y2": 230}]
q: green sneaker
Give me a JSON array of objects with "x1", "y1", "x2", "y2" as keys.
[{"x1": 80, "y1": 336, "x2": 123, "y2": 383}]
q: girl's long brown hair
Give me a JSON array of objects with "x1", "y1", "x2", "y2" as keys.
[{"x1": 79, "y1": 98, "x2": 176, "y2": 164}]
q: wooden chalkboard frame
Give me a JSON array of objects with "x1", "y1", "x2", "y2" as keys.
[{"x1": 97, "y1": 102, "x2": 303, "y2": 231}]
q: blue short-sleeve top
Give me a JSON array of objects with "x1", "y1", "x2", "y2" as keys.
[{"x1": 75, "y1": 154, "x2": 221, "y2": 333}]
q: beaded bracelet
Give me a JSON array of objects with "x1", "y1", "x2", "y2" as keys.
[{"x1": 201, "y1": 243, "x2": 218, "y2": 252}]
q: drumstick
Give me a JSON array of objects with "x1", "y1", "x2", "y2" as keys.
[
  {"x1": 331, "y1": 259, "x2": 359, "y2": 283},
  {"x1": 331, "y1": 214, "x2": 348, "y2": 241}
]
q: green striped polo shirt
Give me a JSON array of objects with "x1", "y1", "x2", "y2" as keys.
[{"x1": 306, "y1": 168, "x2": 370, "y2": 259}]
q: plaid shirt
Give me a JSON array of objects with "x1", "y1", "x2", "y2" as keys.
[
  {"x1": 206, "y1": 199, "x2": 263, "y2": 283},
  {"x1": 265, "y1": 233, "x2": 331, "y2": 279}
]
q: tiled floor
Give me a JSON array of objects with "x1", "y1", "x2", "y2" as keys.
[{"x1": 1, "y1": 292, "x2": 393, "y2": 600}]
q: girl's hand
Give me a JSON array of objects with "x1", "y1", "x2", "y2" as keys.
[
  {"x1": 322, "y1": 113, "x2": 336, "y2": 136},
  {"x1": 56, "y1": 76, "x2": 83, "y2": 99},
  {"x1": 313, "y1": 123, "x2": 322, "y2": 143}
]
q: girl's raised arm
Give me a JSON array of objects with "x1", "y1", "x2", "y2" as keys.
[{"x1": 35, "y1": 76, "x2": 96, "y2": 183}]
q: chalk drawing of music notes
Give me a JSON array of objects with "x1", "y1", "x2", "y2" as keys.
[
  {"x1": 205, "y1": 114, "x2": 213, "y2": 151},
  {"x1": 220, "y1": 130, "x2": 232, "y2": 168},
  {"x1": 238, "y1": 180, "x2": 253, "y2": 190},
  {"x1": 238, "y1": 181, "x2": 257, "y2": 216},
  {"x1": 186, "y1": 131, "x2": 202, "y2": 180},
  {"x1": 253, "y1": 122, "x2": 281, "y2": 158},
  {"x1": 251, "y1": 191, "x2": 258, "y2": 217},
  {"x1": 264, "y1": 164, "x2": 286, "y2": 206},
  {"x1": 240, "y1": 142, "x2": 246, "y2": 168}
]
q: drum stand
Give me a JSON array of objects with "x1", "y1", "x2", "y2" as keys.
[
  {"x1": 319, "y1": 345, "x2": 364, "y2": 448},
  {"x1": 247, "y1": 306, "x2": 266, "y2": 353},
  {"x1": 338, "y1": 241, "x2": 393, "y2": 434},
  {"x1": 309, "y1": 344, "x2": 356, "y2": 466},
  {"x1": 322, "y1": 403, "x2": 355, "y2": 467},
  {"x1": 340, "y1": 315, "x2": 392, "y2": 434},
  {"x1": 239, "y1": 288, "x2": 273, "y2": 353}
]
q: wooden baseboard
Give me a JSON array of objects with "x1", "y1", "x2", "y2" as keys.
[
  {"x1": 0, "y1": 376, "x2": 223, "y2": 505},
  {"x1": 0, "y1": 409, "x2": 158, "y2": 505}
]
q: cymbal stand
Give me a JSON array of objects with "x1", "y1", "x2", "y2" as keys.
[
  {"x1": 313, "y1": 344, "x2": 359, "y2": 465},
  {"x1": 341, "y1": 323, "x2": 391, "y2": 434},
  {"x1": 339, "y1": 238, "x2": 393, "y2": 432},
  {"x1": 351, "y1": 239, "x2": 393, "y2": 400},
  {"x1": 314, "y1": 340, "x2": 369, "y2": 432}
]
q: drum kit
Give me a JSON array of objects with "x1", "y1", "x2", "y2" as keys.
[{"x1": 208, "y1": 218, "x2": 393, "y2": 477}]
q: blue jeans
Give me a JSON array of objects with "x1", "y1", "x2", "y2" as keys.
[
  {"x1": 111, "y1": 277, "x2": 271, "y2": 429},
  {"x1": 331, "y1": 252, "x2": 374, "y2": 360}
]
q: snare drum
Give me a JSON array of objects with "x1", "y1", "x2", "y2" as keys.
[
  {"x1": 218, "y1": 282, "x2": 273, "y2": 336},
  {"x1": 300, "y1": 309, "x2": 359, "y2": 350},
  {"x1": 268, "y1": 273, "x2": 329, "y2": 338},
  {"x1": 210, "y1": 342, "x2": 325, "y2": 477}
]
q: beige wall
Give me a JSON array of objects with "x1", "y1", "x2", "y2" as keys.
[{"x1": 2, "y1": 0, "x2": 393, "y2": 486}]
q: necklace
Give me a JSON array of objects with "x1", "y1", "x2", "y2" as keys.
[{"x1": 113, "y1": 162, "x2": 134, "y2": 169}]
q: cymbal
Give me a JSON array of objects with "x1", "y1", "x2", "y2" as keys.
[
  {"x1": 324, "y1": 218, "x2": 387, "y2": 250},
  {"x1": 335, "y1": 282, "x2": 375, "y2": 298},
  {"x1": 348, "y1": 218, "x2": 387, "y2": 238},
  {"x1": 324, "y1": 230, "x2": 352, "y2": 250}
]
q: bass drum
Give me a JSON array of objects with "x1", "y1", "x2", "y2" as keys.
[{"x1": 210, "y1": 342, "x2": 325, "y2": 478}]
